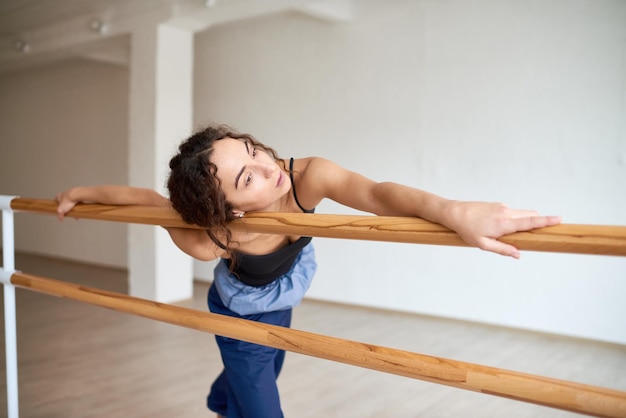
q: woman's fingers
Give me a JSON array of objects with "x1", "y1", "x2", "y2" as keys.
[
  {"x1": 477, "y1": 237, "x2": 521, "y2": 259},
  {"x1": 478, "y1": 214, "x2": 562, "y2": 258},
  {"x1": 506, "y1": 214, "x2": 562, "y2": 233}
]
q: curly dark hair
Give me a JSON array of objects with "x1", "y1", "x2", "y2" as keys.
[{"x1": 167, "y1": 124, "x2": 281, "y2": 250}]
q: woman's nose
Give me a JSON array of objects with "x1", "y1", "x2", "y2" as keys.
[{"x1": 258, "y1": 162, "x2": 276, "y2": 177}]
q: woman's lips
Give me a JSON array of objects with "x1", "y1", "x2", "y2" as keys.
[{"x1": 276, "y1": 171, "x2": 284, "y2": 187}]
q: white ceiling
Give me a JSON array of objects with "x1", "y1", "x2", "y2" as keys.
[
  {"x1": 0, "y1": 0, "x2": 179, "y2": 74},
  {"x1": 0, "y1": 0, "x2": 352, "y2": 75},
  {"x1": 0, "y1": 0, "x2": 179, "y2": 38}
]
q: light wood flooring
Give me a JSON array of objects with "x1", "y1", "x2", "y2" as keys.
[{"x1": 0, "y1": 253, "x2": 625, "y2": 417}]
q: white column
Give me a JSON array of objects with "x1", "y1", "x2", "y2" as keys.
[{"x1": 127, "y1": 23, "x2": 194, "y2": 302}]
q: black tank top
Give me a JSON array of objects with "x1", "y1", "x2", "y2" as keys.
[{"x1": 226, "y1": 158, "x2": 314, "y2": 287}]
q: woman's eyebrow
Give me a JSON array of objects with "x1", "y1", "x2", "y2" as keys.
[{"x1": 234, "y1": 141, "x2": 250, "y2": 189}]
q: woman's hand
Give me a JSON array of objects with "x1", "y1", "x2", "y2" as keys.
[
  {"x1": 55, "y1": 188, "x2": 80, "y2": 221},
  {"x1": 443, "y1": 201, "x2": 562, "y2": 259}
]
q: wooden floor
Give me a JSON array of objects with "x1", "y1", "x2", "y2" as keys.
[{"x1": 0, "y1": 253, "x2": 625, "y2": 418}]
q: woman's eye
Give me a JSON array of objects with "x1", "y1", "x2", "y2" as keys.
[
  {"x1": 252, "y1": 147, "x2": 257, "y2": 158},
  {"x1": 245, "y1": 173, "x2": 253, "y2": 185}
]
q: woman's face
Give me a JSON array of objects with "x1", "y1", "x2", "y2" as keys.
[{"x1": 210, "y1": 137, "x2": 291, "y2": 213}]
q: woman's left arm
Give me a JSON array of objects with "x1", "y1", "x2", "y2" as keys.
[{"x1": 304, "y1": 158, "x2": 561, "y2": 258}]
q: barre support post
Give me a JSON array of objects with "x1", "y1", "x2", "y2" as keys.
[{"x1": 1, "y1": 195, "x2": 19, "y2": 418}]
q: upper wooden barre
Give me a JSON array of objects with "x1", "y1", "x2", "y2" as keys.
[
  {"x1": 10, "y1": 198, "x2": 626, "y2": 256},
  {"x1": 9, "y1": 271, "x2": 626, "y2": 418}
]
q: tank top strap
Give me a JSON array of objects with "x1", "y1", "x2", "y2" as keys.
[{"x1": 289, "y1": 158, "x2": 314, "y2": 213}]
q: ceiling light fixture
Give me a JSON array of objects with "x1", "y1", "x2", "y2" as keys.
[
  {"x1": 13, "y1": 39, "x2": 30, "y2": 53},
  {"x1": 89, "y1": 18, "x2": 108, "y2": 35}
]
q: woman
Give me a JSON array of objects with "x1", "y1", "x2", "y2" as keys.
[{"x1": 56, "y1": 124, "x2": 561, "y2": 418}]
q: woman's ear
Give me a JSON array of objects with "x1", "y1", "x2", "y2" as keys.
[{"x1": 233, "y1": 211, "x2": 245, "y2": 218}]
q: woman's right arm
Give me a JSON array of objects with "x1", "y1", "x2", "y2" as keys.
[
  {"x1": 55, "y1": 185, "x2": 225, "y2": 261},
  {"x1": 55, "y1": 185, "x2": 169, "y2": 220}
]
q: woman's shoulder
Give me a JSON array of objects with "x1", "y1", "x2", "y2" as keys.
[
  {"x1": 288, "y1": 156, "x2": 348, "y2": 208},
  {"x1": 290, "y1": 156, "x2": 338, "y2": 176},
  {"x1": 290, "y1": 156, "x2": 344, "y2": 188}
]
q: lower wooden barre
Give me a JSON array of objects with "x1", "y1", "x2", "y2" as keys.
[
  {"x1": 9, "y1": 198, "x2": 626, "y2": 256},
  {"x1": 10, "y1": 272, "x2": 626, "y2": 418}
]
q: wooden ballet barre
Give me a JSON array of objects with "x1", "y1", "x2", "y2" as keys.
[
  {"x1": 8, "y1": 271, "x2": 626, "y2": 418},
  {"x1": 10, "y1": 198, "x2": 626, "y2": 256}
]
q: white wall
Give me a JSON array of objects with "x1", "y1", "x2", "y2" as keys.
[
  {"x1": 193, "y1": 0, "x2": 626, "y2": 344},
  {"x1": 1, "y1": 0, "x2": 624, "y2": 344},
  {"x1": 0, "y1": 59, "x2": 129, "y2": 267}
]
